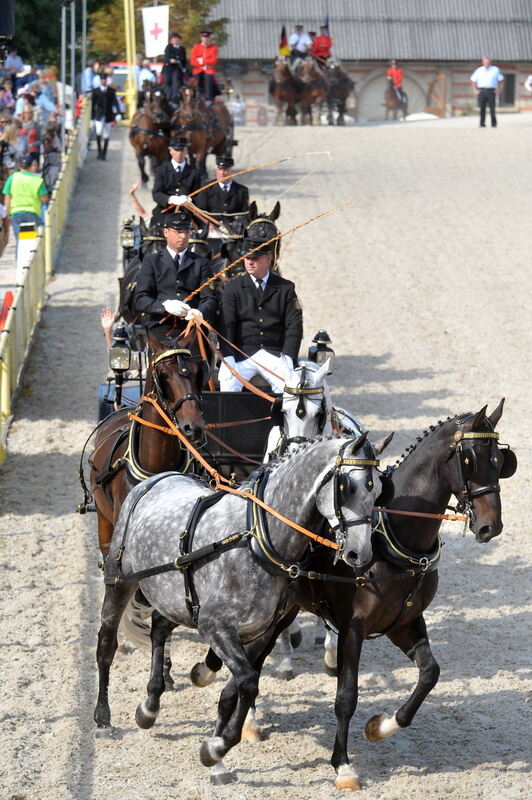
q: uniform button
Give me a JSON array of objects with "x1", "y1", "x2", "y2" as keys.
[
  {"x1": 259, "y1": 318, "x2": 263, "y2": 322},
  {"x1": 258, "y1": 305, "x2": 262, "y2": 310},
  {"x1": 259, "y1": 331, "x2": 264, "y2": 336}
]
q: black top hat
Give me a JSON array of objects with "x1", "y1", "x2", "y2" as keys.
[
  {"x1": 216, "y1": 155, "x2": 234, "y2": 168},
  {"x1": 168, "y1": 135, "x2": 189, "y2": 149},
  {"x1": 163, "y1": 212, "x2": 192, "y2": 230},
  {"x1": 241, "y1": 236, "x2": 273, "y2": 256}
]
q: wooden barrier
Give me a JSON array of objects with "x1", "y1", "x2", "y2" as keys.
[{"x1": 0, "y1": 101, "x2": 91, "y2": 463}]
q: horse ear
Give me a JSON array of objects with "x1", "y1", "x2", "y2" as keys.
[
  {"x1": 471, "y1": 404, "x2": 488, "y2": 429},
  {"x1": 313, "y1": 358, "x2": 330, "y2": 385},
  {"x1": 488, "y1": 397, "x2": 505, "y2": 428},
  {"x1": 269, "y1": 201, "x2": 281, "y2": 221},
  {"x1": 350, "y1": 431, "x2": 368, "y2": 454},
  {"x1": 373, "y1": 431, "x2": 394, "y2": 456},
  {"x1": 248, "y1": 201, "x2": 257, "y2": 220}
]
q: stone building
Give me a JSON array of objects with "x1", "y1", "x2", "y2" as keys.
[{"x1": 214, "y1": 0, "x2": 532, "y2": 123}]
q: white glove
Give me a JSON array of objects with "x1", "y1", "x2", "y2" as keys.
[
  {"x1": 115, "y1": 114, "x2": 122, "y2": 122},
  {"x1": 197, "y1": 57, "x2": 204, "y2": 65},
  {"x1": 162, "y1": 299, "x2": 190, "y2": 317},
  {"x1": 168, "y1": 194, "x2": 190, "y2": 205},
  {"x1": 185, "y1": 308, "x2": 203, "y2": 321}
]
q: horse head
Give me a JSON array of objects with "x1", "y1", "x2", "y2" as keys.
[
  {"x1": 314, "y1": 433, "x2": 393, "y2": 569},
  {"x1": 444, "y1": 399, "x2": 515, "y2": 542},
  {"x1": 272, "y1": 358, "x2": 332, "y2": 442},
  {"x1": 146, "y1": 333, "x2": 207, "y2": 444},
  {"x1": 189, "y1": 223, "x2": 212, "y2": 260}
]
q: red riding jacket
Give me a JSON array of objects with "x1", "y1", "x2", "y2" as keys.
[{"x1": 190, "y1": 43, "x2": 218, "y2": 75}]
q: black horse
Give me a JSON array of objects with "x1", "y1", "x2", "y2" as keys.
[{"x1": 194, "y1": 399, "x2": 516, "y2": 790}]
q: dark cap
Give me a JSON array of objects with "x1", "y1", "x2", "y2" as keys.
[
  {"x1": 19, "y1": 154, "x2": 34, "y2": 168},
  {"x1": 200, "y1": 30, "x2": 212, "y2": 36},
  {"x1": 309, "y1": 31, "x2": 317, "y2": 36},
  {"x1": 295, "y1": 24, "x2": 303, "y2": 29},
  {"x1": 168, "y1": 135, "x2": 189, "y2": 149},
  {"x1": 170, "y1": 31, "x2": 181, "y2": 39},
  {"x1": 163, "y1": 212, "x2": 192, "y2": 230},
  {"x1": 241, "y1": 236, "x2": 273, "y2": 257},
  {"x1": 216, "y1": 155, "x2": 234, "y2": 168}
]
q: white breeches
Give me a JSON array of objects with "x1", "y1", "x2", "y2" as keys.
[
  {"x1": 94, "y1": 119, "x2": 112, "y2": 138},
  {"x1": 218, "y1": 349, "x2": 290, "y2": 393}
]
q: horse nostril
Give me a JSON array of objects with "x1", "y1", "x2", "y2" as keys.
[
  {"x1": 478, "y1": 524, "x2": 494, "y2": 542},
  {"x1": 346, "y1": 550, "x2": 358, "y2": 564}
]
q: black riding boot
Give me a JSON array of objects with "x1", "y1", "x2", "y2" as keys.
[
  {"x1": 102, "y1": 138, "x2": 109, "y2": 160},
  {"x1": 96, "y1": 135, "x2": 102, "y2": 159}
]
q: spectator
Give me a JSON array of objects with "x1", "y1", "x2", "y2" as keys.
[
  {"x1": 231, "y1": 94, "x2": 247, "y2": 125},
  {"x1": 18, "y1": 65, "x2": 40, "y2": 90},
  {"x1": 0, "y1": 123, "x2": 21, "y2": 177},
  {"x1": 0, "y1": 86, "x2": 11, "y2": 113},
  {"x1": 20, "y1": 109, "x2": 41, "y2": 167},
  {"x1": 82, "y1": 61, "x2": 96, "y2": 95},
  {"x1": 34, "y1": 81, "x2": 56, "y2": 126},
  {"x1": 15, "y1": 91, "x2": 34, "y2": 118},
  {"x1": 4, "y1": 48, "x2": 24, "y2": 91},
  {"x1": 2, "y1": 153, "x2": 49, "y2": 253},
  {"x1": 2, "y1": 81, "x2": 15, "y2": 111},
  {"x1": 41, "y1": 132, "x2": 62, "y2": 193},
  {"x1": 137, "y1": 59, "x2": 156, "y2": 107}
]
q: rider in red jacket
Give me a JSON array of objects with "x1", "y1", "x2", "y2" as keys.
[
  {"x1": 310, "y1": 25, "x2": 333, "y2": 63},
  {"x1": 190, "y1": 31, "x2": 218, "y2": 102},
  {"x1": 386, "y1": 59, "x2": 406, "y2": 103}
]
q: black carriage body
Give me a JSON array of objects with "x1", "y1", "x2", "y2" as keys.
[{"x1": 97, "y1": 382, "x2": 277, "y2": 478}]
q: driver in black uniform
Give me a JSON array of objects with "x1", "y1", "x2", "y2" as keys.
[
  {"x1": 151, "y1": 137, "x2": 202, "y2": 226},
  {"x1": 195, "y1": 155, "x2": 249, "y2": 219}
]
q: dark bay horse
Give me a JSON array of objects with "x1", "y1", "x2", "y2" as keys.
[
  {"x1": 172, "y1": 84, "x2": 234, "y2": 177},
  {"x1": 295, "y1": 58, "x2": 328, "y2": 125},
  {"x1": 269, "y1": 58, "x2": 301, "y2": 125},
  {"x1": 129, "y1": 87, "x2": 172, "y2": 182},
  {"x1": 385, "y1": 75, "x2": 408, "y2": 120},
  {"x1": 88, "y1": 334, "x2": 207, "y2": 554},
  {"x1": 193, "y1": 400, "x2": 516, "y2": 790},
  {"x1": 94, "y1": 434, "x2": 388, "y2": 784},
  {"x1": 326, "y1": 62, "x2": 355, "y2": 125}
]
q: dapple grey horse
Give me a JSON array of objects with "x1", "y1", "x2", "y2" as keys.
[{"x1": 94, "y1": 434, "x2": 386, "y2": 784}]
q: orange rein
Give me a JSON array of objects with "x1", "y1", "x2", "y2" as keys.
[{"x1": 129, "y1": 395, "x2": 340, "y2": 550}]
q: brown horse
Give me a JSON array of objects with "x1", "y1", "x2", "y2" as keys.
[
  {"x1": 172, "y1": 83, "x2": 234, "y2": 177},
  {"x1": 385, "y1": 75, "x2": 408, "y2": 121},
  {"x1": 294, "y1": 57, "x2": 328, "y2": 125},
  {"x1": 326, "y1": 62, "x2": 355, "y2": 125},
  {"x1": 129, "y1": 87, "x2": 172, "y2": 182},
  {"x1": 89, "y1": 334, "x2": 207, "y2": 554},
  {"x1": 268, "y1": 58, "x2": 301, "y2": 125}
]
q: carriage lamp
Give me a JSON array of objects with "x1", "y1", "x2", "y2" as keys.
[
  {"x1": 109, "y1": 325, "x2": 131, "y2": 372},
  {"x1": 120, "y1": 219, "x2": 136, "y2": 250},
  {"x1": 308, "y1": 330, "x2": 335, "y2": 374}
]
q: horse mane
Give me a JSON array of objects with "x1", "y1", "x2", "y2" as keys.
[{"x1": 392, "y1": 411, "x2": 493, "y2": 469}]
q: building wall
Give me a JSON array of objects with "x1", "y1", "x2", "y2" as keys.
[{"x1": 221, "y1": 60, "x2": 532, "y2": 124}]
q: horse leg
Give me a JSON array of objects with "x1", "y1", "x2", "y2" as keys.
[
  {"x1": 324, "y1": 628, "x2": 339, "y2": 676},
  {"x1": 94, "y1": 582, "x2": 136, "y2": 732},
  {"x1": 137, "y1": 152, "x2": 149, "y2": 183},
  {"x1": 327, "y1": 99, "x2": 334, "y2": 125},
  {"x1": 135, "y1": 612, "x2": 177, "y2": 729},
  {"x1": 365, "y1": 615, "x2": 440, "y2": 742},
  {"x1": 330, "y1": 623, "x2": 364, "y2": 791},
  {"x1": 337, "y1": 100, "x2": 346, "y2": 126}
]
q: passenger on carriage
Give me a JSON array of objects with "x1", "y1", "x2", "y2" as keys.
[
  {"x1": 162, "y1": 32, "x2": 188, "y2": 106},
  {"x1": 288, "y1": 24, "x2": 313, "y2": 63},
  {"x1": 133, "y1": 211, "x2": 218, "y2": 340},
  {"x1": 150, "y1": 136, "x2": 202, "y2": 225},
  {"x1": 218, "y1": 233, "x2": 303, "y2": 393},
  {"x1": 190, "y1": 31, "x2": 218, "y2": 103},
  {"x1": 195, "y1": 155, "x2": 249, "y2": 220},
  {"x1": 310, "y1": 25, "x2": 333, "y2": 63},
  {"x1": 386, "y1": 59, "x2": 406, "y2": 103}
]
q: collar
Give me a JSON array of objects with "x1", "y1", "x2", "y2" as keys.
[
  {"x1": 251, "y1": 271, "x2": 270, "y2": 289},
  {"x1": 218, "y1": 180, "x2": 232, "y2": 191},
  {"x1": 172, "y1": 158, "x2": 186, "y2": 170},
  {"x1": 166, "y1": 245, "x2": 188, "y2": 260}
]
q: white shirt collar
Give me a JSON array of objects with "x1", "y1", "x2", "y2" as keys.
[
  {"x1": 219, "y1": 180, "x2": 232, "y2": 191},
  {"x1": 167, "y1": 245, "x2": 188, "y2": 260},
  {"x1": 172, "y1": 158, "x2": 186, "y2": 170},
  {"x1": 252, "y1": 272, "x2": 270, "y2": 289}
]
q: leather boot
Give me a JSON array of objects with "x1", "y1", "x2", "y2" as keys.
[
  {"x1": 96, "y1": 135, "x2": 102, "y2": 159},
  {"x1": 102, "y1": 138, "x2": 109, "y2": 160}
]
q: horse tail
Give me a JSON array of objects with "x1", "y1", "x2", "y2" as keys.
[{"x1": 118, "y1": 594, "x2": 153, "y2": 653}]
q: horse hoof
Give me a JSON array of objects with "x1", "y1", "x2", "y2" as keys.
[
  {"x1": 335, "y1": 764, "x2": 361, "y2": 791},
  {"x1": 135, "y1": 700, "x2": 159, "y2": 730},
  {"x1": 364, "y1": 713, "x2": 399, "y2": 741},
  {"x1": 200, "y1": 736, "x2": 225, "y2": 767},
  {"x1": 210, "y1": 763, "x2": 237, "y2": 785},
  {"x1": 290, "y1": 629, "x2": 303, "y2": 649},
  {"x1": 242, "y1": 724, "x2": 262, "y2": 744},
  {"x1": 94, "y1": 724, "x2": 116, "y2": 739},
  {"x1": 190, "y1": 661, "x2": 216, "y2": 687},
  {"x1": 324, "y1": 662, "x2": 338, "y2": 677},
  {"x1": 277, "y1": 667, "x2": 294, "y2": 681}
]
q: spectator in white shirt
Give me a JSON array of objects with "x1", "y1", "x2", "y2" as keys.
[
  {"x1": 470, "y1": 57, "x2": 504, "y2": 128},
  {"x1": 288, "y1": 25, "x2": 313, "y2": 63}
]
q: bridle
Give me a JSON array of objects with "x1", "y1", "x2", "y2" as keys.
[
  {"x1": 149, "y1": 348, "x2": 202, "y2": 430},
  {"x1": 275, "y1": 366, "x2": 327, "y2": 449},
  {"x1": 316, "y1": 436, "x2": 380, "y2": 560},
  {"x1": 448, "y1": 426, "x2": 502, "y2": 519}
]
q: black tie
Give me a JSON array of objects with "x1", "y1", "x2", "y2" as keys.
[
  {"x1": 256, "y1": 279, "x2": 264, "y2": 295},
  {"x1": 174, "y1": 253, "x2": 181, "y2": 268}
]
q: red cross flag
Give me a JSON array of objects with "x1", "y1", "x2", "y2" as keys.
[{"x1": 142, "y1": 5, "x2": 169, "y2": 58}]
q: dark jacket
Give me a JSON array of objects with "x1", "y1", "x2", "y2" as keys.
[
  {"x1": 195, "y1": 180, "x2": 249, "y2": 217},
  {"x1": 163, "y1": 43, "x2": 187, "y2": 74},
  {"x1": 91, "y1": 86, "x2": 121, "y2": 123},
  {"x1": 221, "y1": 272, "x2": 303, "y2": 361},
  {"x1": 134, "y1": 246, "x2": 218, "y2": 329},
  {"x1": 151, "y1": 161, "x2": 202, "y2": 217}
]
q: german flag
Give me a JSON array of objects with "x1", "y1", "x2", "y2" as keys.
[{"x1": 278, "y1": 25, "x2": 290, "y2": 57}]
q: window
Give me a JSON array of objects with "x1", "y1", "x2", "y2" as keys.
[{"x1": 500, "y1": 73, "x2": 515, "y2": 106}]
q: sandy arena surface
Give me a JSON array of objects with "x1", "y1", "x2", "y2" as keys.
[{"x1": 0, "y1": 115, "x2": 531, "y2": 800}]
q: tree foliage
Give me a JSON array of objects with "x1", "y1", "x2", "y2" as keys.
[{"x1": 88, "y1": 0, "x2": 228, "y2": 63}]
